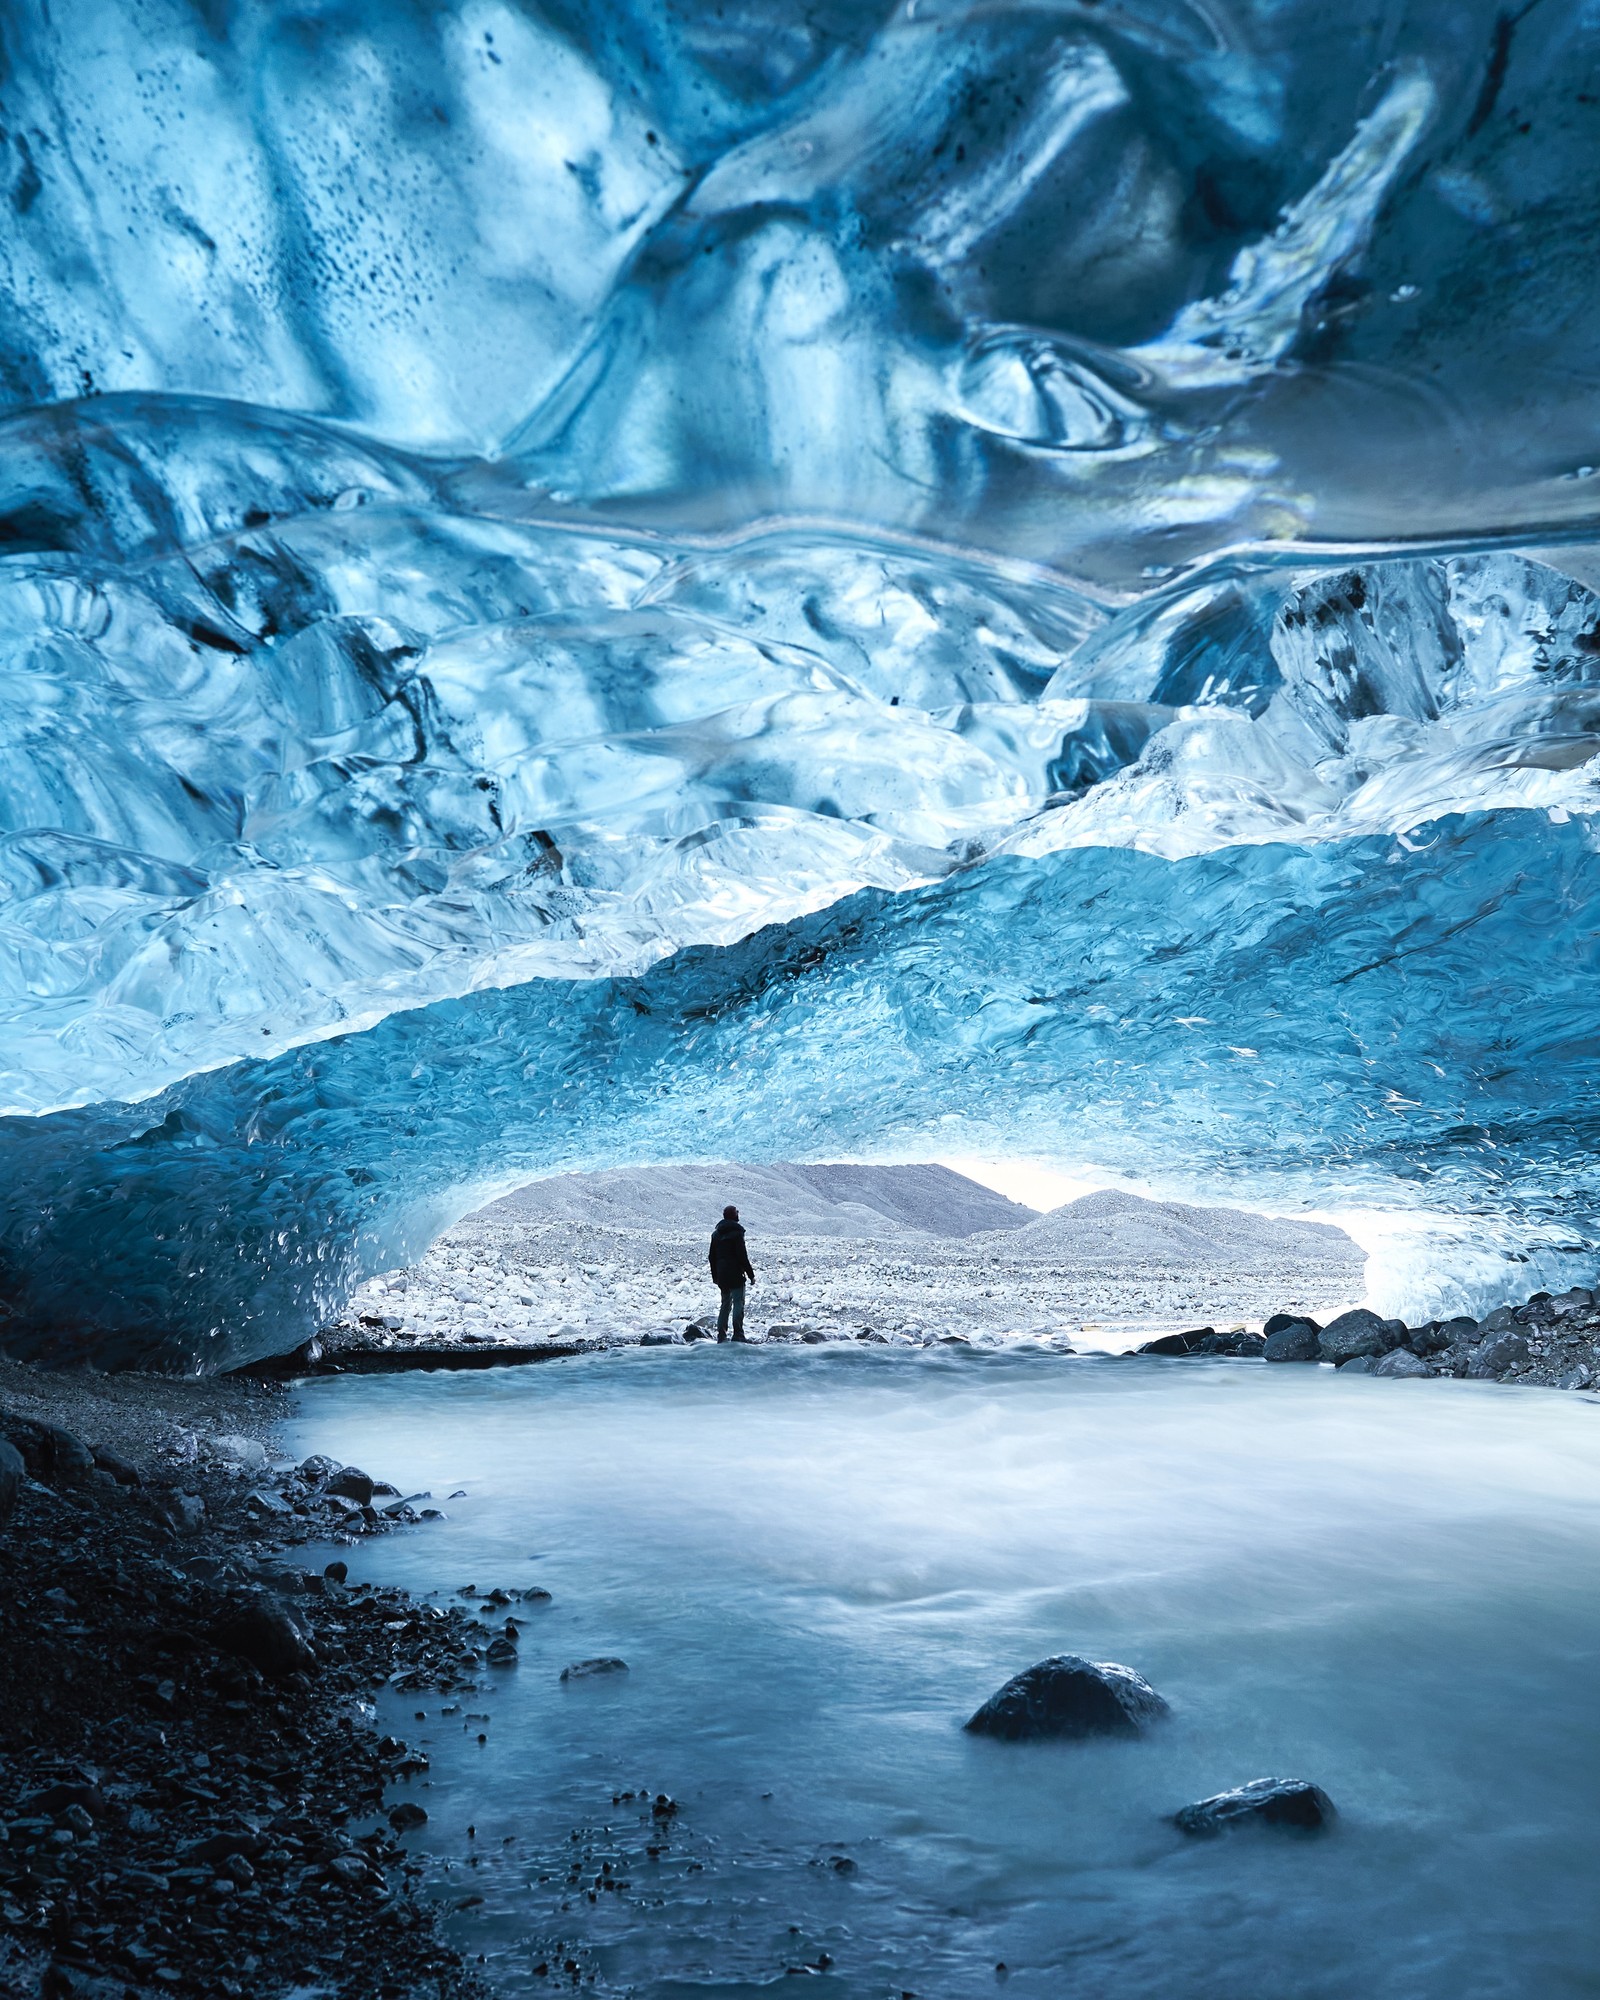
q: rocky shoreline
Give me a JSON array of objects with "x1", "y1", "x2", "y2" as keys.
[
  {"x1": 1134, "y1": 1281, "x2": 1600, "y2": 1390},
  {"x1": 0, "y1": 1359, "x2": 493, "y2": 2000}
]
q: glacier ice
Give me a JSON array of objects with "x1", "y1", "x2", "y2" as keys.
[{"x1": 3, "y1": 1, "x2": 1600, "y2": 1364}]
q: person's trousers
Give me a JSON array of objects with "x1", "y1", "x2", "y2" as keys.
[{"x1": 717, "y1": 1283, "x2": 745, "y2": 1335}]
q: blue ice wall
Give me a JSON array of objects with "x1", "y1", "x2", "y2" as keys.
[{"x1": 3, "y1": 1, "x2": 1600, "y2": 1364}]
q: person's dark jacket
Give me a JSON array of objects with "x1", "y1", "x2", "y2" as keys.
[{"x1": 708, "y1": 1218, "x2": 755, "y2": 1288}]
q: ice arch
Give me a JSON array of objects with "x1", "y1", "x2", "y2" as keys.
[{"x1": 3, "y1": 0, "x2": 1600, "y2": 1363}]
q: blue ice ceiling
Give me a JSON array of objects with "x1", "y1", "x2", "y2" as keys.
[{"x1": 3, "y1": 0, "x2": 1600, "y2": 1366}]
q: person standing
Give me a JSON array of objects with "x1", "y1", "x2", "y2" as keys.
[{"x1": 708, "y1": 1204, "x2": 755, "y2": 1341}]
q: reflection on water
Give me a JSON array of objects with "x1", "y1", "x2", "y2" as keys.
[{"x1": 289, "y1": 1348, "x2": 1600, "y2": 1998}]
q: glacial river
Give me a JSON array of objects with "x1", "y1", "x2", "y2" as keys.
[{"x1": 289, "y1": 1347, "x2": 1600, "y2": 1999}]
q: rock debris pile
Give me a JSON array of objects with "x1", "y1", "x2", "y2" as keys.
[{"x1": 0, "y1": 1360, "x2": 494, "y2": 2000}]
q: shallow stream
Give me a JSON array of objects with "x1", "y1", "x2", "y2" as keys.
[{"x1": 289, "y1": 1348, "x2": 1600, "y2": 1999}]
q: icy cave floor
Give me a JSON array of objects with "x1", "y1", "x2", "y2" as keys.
[
  {"x1": 335, "y1": 1216, "x2": 1361, "y2": 1357},
  {"x1": 327, "y1": 1168, "x2": 1369, "y2": 1361}
]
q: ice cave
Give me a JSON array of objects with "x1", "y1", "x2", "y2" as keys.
[
  {"x1": 12, "y1": 11, "x2": 1600, "y2": 2000},
  {"x1": 1, "y1": 0, "x2": 1599, "y2": 1369}
]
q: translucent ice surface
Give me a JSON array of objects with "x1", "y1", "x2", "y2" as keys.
[{"x1": 4, "y1": 2, "x2": 1600, "y2": 1362}]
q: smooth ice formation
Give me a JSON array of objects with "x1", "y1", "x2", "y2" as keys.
[{"x1": 3, "y1": 1, "x2": 1600, "y2": 1365}]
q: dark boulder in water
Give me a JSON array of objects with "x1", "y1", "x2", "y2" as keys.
[
  {"x1": 1137, "y1": 1328, "x2": 1215, "y2": 1356},
  {"x1": 964, "y1": 1654, "x2": 1168, "y2": 1741},
  {"x1": 1137, "y1": 1327, "x2": 1264, "y2": 1358},
  {"x1": 1172, "y1": 1776, "x2": 1336, "y2": 1836},
  {"x1": 1263, "y1": 1312, "x2": 1321, "y2": 1337},
  {"x1": 326, "y1": 1465, "x2": 376, "y2": 1504},
  {"x1": 1263, "y1": 1320, "x2": 1321, "y2": 1362},
  {"x1": 561, "y1": 1656, "x2": 629, "y2": 1681},
  {"x1": 1317, "y1": 1310, "x2": 1390, "y2": 1363}
]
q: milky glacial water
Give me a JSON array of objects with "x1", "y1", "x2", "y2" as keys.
[{"x1": 288, "y1": 1350, "x2": 1600, "y2": 1999}]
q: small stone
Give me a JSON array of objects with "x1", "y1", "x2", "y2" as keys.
[
  {"x1": 1173, "y1": 1777, "x2": 1335, "y2": 1837},
  {"x1": 323, "y1": 1560, "x2": 349, "y2": 1583},
  {"x1": 389, "y1": 1802, "x2": 429, "y2": 1830},
  {"x1": 964, "y1": 1655, "x2": 1168, "y2": 1741},
  {"x1": 1556, "y1": 1364, "x2": 1593, "y2": 1390},
  {"x1": 1336, "y1": 1355, "x2": 1375, "y2": 1374},
  {"x1": 560, "y1": 1657, "x2": 629, "y2": 1682}
]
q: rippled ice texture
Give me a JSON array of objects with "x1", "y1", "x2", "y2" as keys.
[
  {"x1": 5, "y1": 2, "x2": 1600, "y2": 1361},
  {"x1": 290, "y1": 1349, "x2": 1600, "y2": 1998}
]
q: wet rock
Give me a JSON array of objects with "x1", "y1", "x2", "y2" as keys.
[
  {"x1": 390, "y1": 1802, "x2": 429, "y2": 1830},
  {"x1": 1136, "y1": 1328, "x2": 1214, "y2": 1356},
  {"x1": 1478, "y1": 1305, "x2": 1518, "y2": 1334},
  {"x1": 1556, "y1": 1364, "x2": 1593, "y2": 1390},
  {"x1": 1336, "y1": 1355, "x2": 1375, "y2": 1374},
  {"x1": 326, "y1": 1466, "x2": 376, "y2": 1504},
  {"x1": 1263, "y1": 1320, "x2": 1321, "y2": 1363},
  {"x1": 1198, "y1": 1328, "x2": 1266, "y2": 1357},
  {"x1": 1404, "y1": 1320, "x2": 1461, "y2": 1356},
  {"x1": 214, "y1": 1596, "x2": 317, "y2": 1678},
  {"x1": 1317, "y1": 1310, "x2": 1390, "y2": 1363},
  {"x1": 324, "y1": 1559, "x2": 348, "y2": 1583},
  {"x1": 1172, "y1": 1777, "x2": 1336, "y2": 1837},
  {"x1": 298, "y1": 1452, "x2": 344, "y2": 1479},
  {"x1": 1263, "y1": 1312, "x2": 1320, "y2": 1337},
  {"x1": 0, "y1": 1436, "x2": 22, "y2": 1529},
  {"x1": 964, "y1": 1654, "x2": 1168, "y2": 1741},
  {"x1": 1468, "y1": 1331, "x2": 1531, "y2": 1379},
  {"x1": 560, "y1": 1657, "x2": 629, "y2": 1682},
  {"x1": 639, "y1": 1332, "x2": 681, "y2": 1346},
  {"x1": 486, "y1": 1635, "x2": 518, "y2": 1664},
  {"x1": 1371, "y1": 1347, "x2": 1431, "y2": 1379},
  {"x1": 683, "y1": 1323, "x2": 714, "y2": 1341}
]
